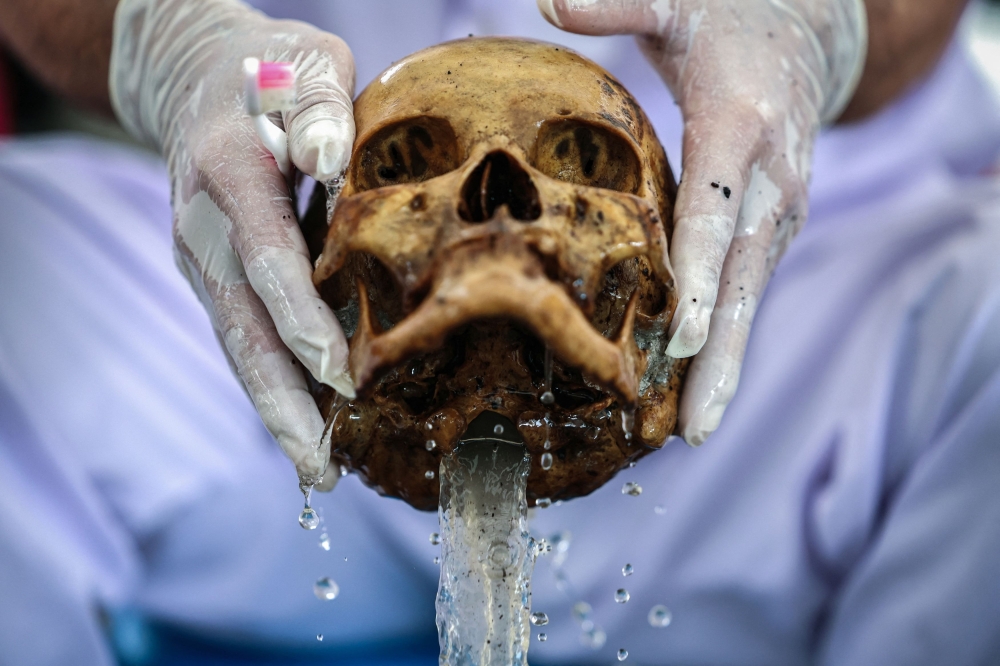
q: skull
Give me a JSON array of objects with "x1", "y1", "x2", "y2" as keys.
[{"x1": 306, "y1": 37, "x2": 687, "y2": 510}]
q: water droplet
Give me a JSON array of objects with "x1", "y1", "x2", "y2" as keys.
[
  {"x1": 433, "y1": 556, "x2": 441, "y2": 565},
  {"x1": 628, "y1": 461, "x2": 637, "y2": 468},
  {"x1": 654, "y1": 504, "x2": 666, "y2": 515},
  {"x1": 580, "y1": 626, "x2": 606, "y2": 650},
  {"x1": 648, "y1": 604, "x2": 672, "y2": 627},
  {"x1": 319, "y1": 533, "x2": 330, "y2": 551},
  {"x1": 540, "y1": 391, "x2": 555, "y2": 405},
  {"x1": 537, "y1": 633, "x2": 547, "y2": 642},
  {"x1": 536, "y1": 497, "x2": 552, "y2": 509},
  {"x1": 622, "y1": 482, "x2": 642, "y2": 496},
  {"x1": 540, "y1": 452, "x2": 553, "y2": 470},
  {"x1": 339, "y1": 464, "x2": 348, "y2": 477},
  {"x1": 586, "y1": 426, "x2": 599, "y2": 440},
  {"x1": 615, "y1": 588, "x2": 630, "y2": 604},
  {"x1": 313, "y1": 577, "x2": 339, "y2": 601},
  {"x1": 618, "y1": 648, "x2": 629, "y2": 661},
  {"x1": 425, "y1": 421, "x2": 434, "y2": 431},
  {"x1": 425, "y1": 470, "x2": 435, "y2": 480},
  {"x1": 425, "y1": 439, "x2": 437, "y2": 451},
  {"x1": 429, "y1": 532, "x2": 441, "y2": 545},
  {"x1": 621, "y1": 408, "x2": 635, "y2": 442},
  {"x1": 530, "y1": 611, "x2": 549, "y2": 626},
  {"x1": 493, "y1": 424, "x2": 504, "y2": 435},
  {"x1": 572, "y1": 601, "x2": 592, "y2": 624},
  {"x1": 298, "y1": 507, "x2": 320, "y2": 530},
  {"x1": 543, "y1": 439, "x2": 551, "y2": 450},
  {"x1": 316, "y1": 634, "x2": 323, "y2": 642},
  {"x1": 622, "y1": 563, "x2": 633, "y2": 577}
]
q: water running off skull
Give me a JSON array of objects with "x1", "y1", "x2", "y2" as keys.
[{"x1": 436, "y1": 411, "x2": 536, "y2": 665}]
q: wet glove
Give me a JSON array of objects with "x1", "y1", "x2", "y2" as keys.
[
  {"x1": 110, "y1": 0, "x2": 356, "y2": 486},
  {"x1": 538, "y1": 0, "x2": 867, "y2": 444}
]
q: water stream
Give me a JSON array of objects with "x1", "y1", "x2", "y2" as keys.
[{"x1": 436, "y1": 414, "x2": 535, "y2": 666}]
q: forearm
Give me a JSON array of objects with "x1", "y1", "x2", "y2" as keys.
[
  {"x1": 840, "y1": 0, "x2": 969, "y2": 122},
  {"x1": 0, "y1": 0, "x2": 118, "y2": 115}
]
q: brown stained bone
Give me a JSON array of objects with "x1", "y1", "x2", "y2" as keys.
[{"x1": 310, "y1": 37, "x2": 686, "y2": 511}]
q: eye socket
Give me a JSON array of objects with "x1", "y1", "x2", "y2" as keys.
[
  {"x1": 532, "y1": 120, "x2": 641, "y2": 194},
  {"x1": 353, "y1": 117, "x2": 460, "y2": 192}
]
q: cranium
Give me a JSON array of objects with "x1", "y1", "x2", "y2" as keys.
[{"x1": 305, "y1": 37, "x2": 687, "y2": 510}]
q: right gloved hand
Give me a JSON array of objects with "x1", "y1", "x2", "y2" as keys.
[
  {"x1": 538, "y1": 0, "x2": 866, "y2": 446},
  {"x1": 109, "y1": 0, "x2": 356, "y2": 488}
]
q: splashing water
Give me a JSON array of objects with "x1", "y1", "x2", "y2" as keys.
[
  {"x1": 622, "y1": 563, "x2": 633, "y2": 577},
  {"x1": 618, "y1": 648, "x2": 629, "y2": 661},
  {"x1": 580, "y1": 626, "x2": 607, "y2": 650},
  {"x1": 299, "y1": 507, "x2": 320, "y2": 530},
  {"x1": 615, "y1": 588, "x2": 630, "y2": 604},
  {"x1": 572, "y1": 601, "x2": 592, "y2": 626},
  {"x1": 313, "y1": 577, "x2": 339, "y2": 601},
  {"x1": 622, "y1": 482, "x2": 643, "y2": 497},
  {"x1": 540, "y1": 346, "x2": 554, "y2": 406},
  {"x1": 319, "y1": 533, "x2": 330, "y2": 551},
  {"x1": 537, "y1": 633, "x2": 547, "y2": 642},
  {"x1": 530, "y1": 612, "x2": 549, "y2": 626},
  {"x1": 540, "y1": 452, "x2": 553, "y2": 470},
  {"x1": 621, "y1": 408, "x2": 635, "y2": 442},
  {"x1": 648, "y1": 605, "x2": 673, "y2": 628},
  {"x1": 436, "y1": 435, "x2": 535, "y2": 666}
]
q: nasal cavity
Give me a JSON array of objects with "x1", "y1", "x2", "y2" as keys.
[{"x1": 458, "y1": 151, "x2": 541, "y2": 223}]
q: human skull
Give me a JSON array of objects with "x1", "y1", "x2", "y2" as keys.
[{"x1": 306, "y1": 37, "x2": 687, "y2": 510}]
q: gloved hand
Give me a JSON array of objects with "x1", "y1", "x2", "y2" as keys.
[
  {"x1": 538, "y1": 0, "x2": 866, "y2": 445},
  {"x1": 110, "y1": 0, "x2": 356, "y2": 487}
]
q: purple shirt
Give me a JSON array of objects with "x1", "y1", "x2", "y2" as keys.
[{"x1": 2, "y1": 3, "x2": 1000, "y2": 664}]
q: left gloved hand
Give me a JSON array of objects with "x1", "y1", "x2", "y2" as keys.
[
  {"x1": 110, "y1": 0, "x2": 357, "y2": 488},
  {"x1": 538, "y1": 0, "x2": 867, "y2": 444}
]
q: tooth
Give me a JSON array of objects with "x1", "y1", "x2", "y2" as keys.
[
  {"x1": 349, "y1": 279, "x2": 382, "y2": 388},
  {"x1": 615, "y1": 291, "x2": 646, "y2": 401}
]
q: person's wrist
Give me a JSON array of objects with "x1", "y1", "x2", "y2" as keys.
[{"x1": 798, "y1": 0, "x2": 869, "y2": 124}]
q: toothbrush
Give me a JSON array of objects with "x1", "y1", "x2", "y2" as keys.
[{"x1": 243, "y1": 57, "x2": 297, "y2": 177}]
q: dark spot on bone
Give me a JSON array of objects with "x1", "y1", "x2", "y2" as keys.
[
  {"x1": 555, "y1": 138, "x2": 570, "y2": 158},
  {"x1": 388, "y1": 142, "x2": 407, "y2": 179},
  {"x1": 410, "y1": 194, "x2": 426, "y2": 211},
  {"x1": 574, "y1": 126, "x2": 600, "y2": 178},
  {"x1": 596, "y1": 210, "x2": 604, "y2": 223},
  {"x1": 723, "y1": 186, "x2": 732, "y2": 198},
  {"x1": 575, "y1": 196, "x2": 587, "y2": 221},
  {"x1": 408, "y1": 125, "x2": 434, "y2": 148},
  {"x1": 557, "y1": 108, "x2": 571, "y2": 116},
  {"x1": 711, "y1": 182, "x2": 719, "y2": 188}
]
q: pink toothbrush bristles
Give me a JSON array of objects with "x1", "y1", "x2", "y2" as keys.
[{"x1": 258, "y1": 62, "x2": 295, "y2": 90}]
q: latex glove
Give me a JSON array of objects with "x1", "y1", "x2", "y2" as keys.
[
  {"x1": 110, "y1": 0, "x2": 356, "y2": 487},
  {"x1": 538, "y1": 0, "x2": 866, "y2": 445}
]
